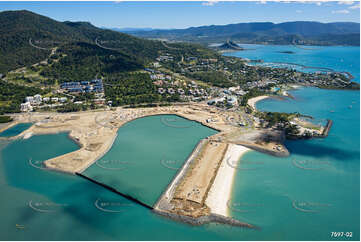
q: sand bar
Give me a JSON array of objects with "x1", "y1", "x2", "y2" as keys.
[{"x1": 205, "y1": 144, "x2": 249, "y2": 216}]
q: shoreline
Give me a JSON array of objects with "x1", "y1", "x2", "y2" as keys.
[
  {"x1": 3, "y1": 104, "x2": 287, "y2": 174},
  {"x1": 205, "y1": 144, "x2": 250, "y2": 216},
  {"x1": 247, "y1": 95, "x2": 270, "y2": 110}
]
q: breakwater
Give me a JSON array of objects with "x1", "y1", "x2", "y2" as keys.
[
  {"x1": 75, "y1": 172, "x2": 153, "y2": 210},
  {"x1": 153, "y1": 209, "x2": 258, "y2": 229},
  {"x1": 321, "y1": 119, "x2": 333, "y2": 137},
  {"x1": 77, "y1": 168, "x2": 258, "y2": 228}
]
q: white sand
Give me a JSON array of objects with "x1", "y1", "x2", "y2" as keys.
[
  {"x1": 247, "y1": 95, "x2": 269, "y2": 110},
  {"x1": 205, "y1": 144, "x2": 250, "y2": 216},
  {"x1": 23, "y1": 132, "x2": 33, "y2": 139}
]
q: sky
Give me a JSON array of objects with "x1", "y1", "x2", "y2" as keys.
[{"x1": 0, "y1": 1, "x2": 360, "y2": 29}]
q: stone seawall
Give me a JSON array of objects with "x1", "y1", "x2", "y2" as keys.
[{"x1": 153, "y1": 209, "x2": 258, "y2": 229}]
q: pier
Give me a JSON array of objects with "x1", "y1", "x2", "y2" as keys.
[{"x1": 321, "y1": 119, "x2": 333, "y2": 137}]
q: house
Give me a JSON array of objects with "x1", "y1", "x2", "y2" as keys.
[
  {"x1": 25, "y1": 96, "x2": 34, "y2": 103},
  {"x1": 34, "y1": 94, "x2": 42, "y2": 103},
  {"x1": 207, "y1": 97, "x2": 225, "y2": 105},
  {"x1": 177, "y1": 88, "x2": 185, "y2": 95},
  {"x1": 158, "y1": 88, "x2": 165, "y2": 94},
  {"x1": 20, "y1": 102, "x2": 33, "y2": 112},
  {"x1": 51, "y1": 97, "x2": 59, "y2": 102},
  {"x1": 153, "y1": 80, "x2": 163, "y2": 86},
  {"x1": 167, "y1": 88, "x2": 175, "y2": 95},
  {"x1": 94, "y1": 98, "x2": 106, "y2": 105},
  {"x1": 43, "y1": 97, "x2": 50, "y2": 102},
  {"x1": 59, "y1": 97, "x2": 67, "y2": 103}
]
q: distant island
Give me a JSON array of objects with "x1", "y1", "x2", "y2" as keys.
[
  {"x1": 0, "y1": 9, "x2": 359, "y2": 229},
  {"x1": 217, "y1": 40, "x2": 244, "y2": 51}
]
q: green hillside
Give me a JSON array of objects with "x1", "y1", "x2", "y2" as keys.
[{"x1": 0, "y1": 10, "x2": 217, "y2": 75}]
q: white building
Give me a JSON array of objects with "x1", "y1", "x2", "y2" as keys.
[
  {"x1": 25, "y1": 96, "x2": 34, "y2": 103},
  {"x1": 227, "y1": 96, "x2": 238, "y2": 106},
  {"x1": 34, "y1": 94, "x2": 42, "y2": 103},
  {"x1": 207, "y1": 97, "x2": 225, "y2": 105},
  {"x1": 59, "y1": 97, "x2": 67, "y2": 103},
  {"x1": 20, "y1": 102, "x2": 33, "y2": 112},
  {"x1": 51, "y1": 97, "x2": 59, "y2": 102}
]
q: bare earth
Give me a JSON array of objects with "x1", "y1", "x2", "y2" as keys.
[
  {"x1": 172, "y1": 142, "x2": 228, "y2": 213},
  {"x1": 3, "y1": 102, "x2": 289, "y2": 221}
]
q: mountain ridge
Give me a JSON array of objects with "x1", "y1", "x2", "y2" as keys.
[{"x1": 126, "y1": 21, "x2": 360, "y2": 45}]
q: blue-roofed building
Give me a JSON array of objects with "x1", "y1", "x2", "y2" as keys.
[{"x1": 61, "y1": 79, "x2": 104, "y2": 94}]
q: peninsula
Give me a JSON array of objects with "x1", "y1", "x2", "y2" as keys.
[{"x1": 0, "y1": 10, "x2": 354, "y2": 228}]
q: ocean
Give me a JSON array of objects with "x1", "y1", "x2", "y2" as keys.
[
  {"x1": 0, "y1": 45, "x2": 359, "y2": 240},
  {"x1": 227, "y1": 45, "x2": 360, "y2": 240}
]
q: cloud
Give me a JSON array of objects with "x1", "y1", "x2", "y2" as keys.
[
  {"x1": 296, "y1": 10, "x2": 303, "y2": 13},
  {"x1": 315, "y1": 2, "x2": 322, "y2": 6},
  {"x1": 202, "y1": 1, "x2": 218, "y2": 6},
  {"x1": 338, "y1": 1, "x2": 354, "y2": 5},
  {"x1": 349, "y1": 3, "x2": 360, "y2": 9},
  {"x1": 332, "y1": 9, "x2": 350, "y2": 14}
]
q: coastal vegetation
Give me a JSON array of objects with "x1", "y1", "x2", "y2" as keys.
[
  {"x1": 240, "y1": 88, "x2": 267, "y2": 106},
  {"x1": 0, "y1": 115, "x2": 13, "y2": 123},
  {"x1": 0, "y1": 80, "x2": 47, "y2": 114},
  {"x1": 0, "y1": 10, "x2": 358, "y2": 146}
]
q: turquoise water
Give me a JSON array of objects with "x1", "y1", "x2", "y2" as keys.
[
  {"x1": 226, "y1": 45, "x2": 360, "y2": 240},
  {"x1": 0, "y1": 116, "x2": 245, "y2": 241},
  {"x1": 229, "y1": 87, "x2": 360, "y2": 240},
  {"x1": 224, "y1": 44, "x2": 360, "y2": 82},
  {"x1": 83, "y1": 114, "x2": 218, "y2": 206},
  {"x1": 0, "y1": 46, "x2": 359, "y2": 240},
  {"x1": 0, "y1": 123, "x2": 33, "y2": 137}
]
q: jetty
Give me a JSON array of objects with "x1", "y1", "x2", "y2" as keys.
[{"x1": 321, "y1": 119, "x2": 333, "y2": 137}]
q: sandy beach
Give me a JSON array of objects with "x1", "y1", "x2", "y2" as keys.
[
  {"x1": 247, "y1": 95, "x2": 269, "y2": 110},
  {"x1": 205, "y1": 144, "x2": 250, "y2": 216}
]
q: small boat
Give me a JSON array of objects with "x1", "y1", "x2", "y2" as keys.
[
  {"x1": 348, "y1": 105, "x2": 352, "y2": 109},
  {"x1": 330, "y1": 110, "x2": 335, "y2": 113}
]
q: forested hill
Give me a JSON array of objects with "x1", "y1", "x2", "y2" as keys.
[
  {"x1": 128, "y1": 21, "x2": 360, "y2": 46},
  {"x1": 0, "y1": 10, "x2": 217, "y2": 75}
]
